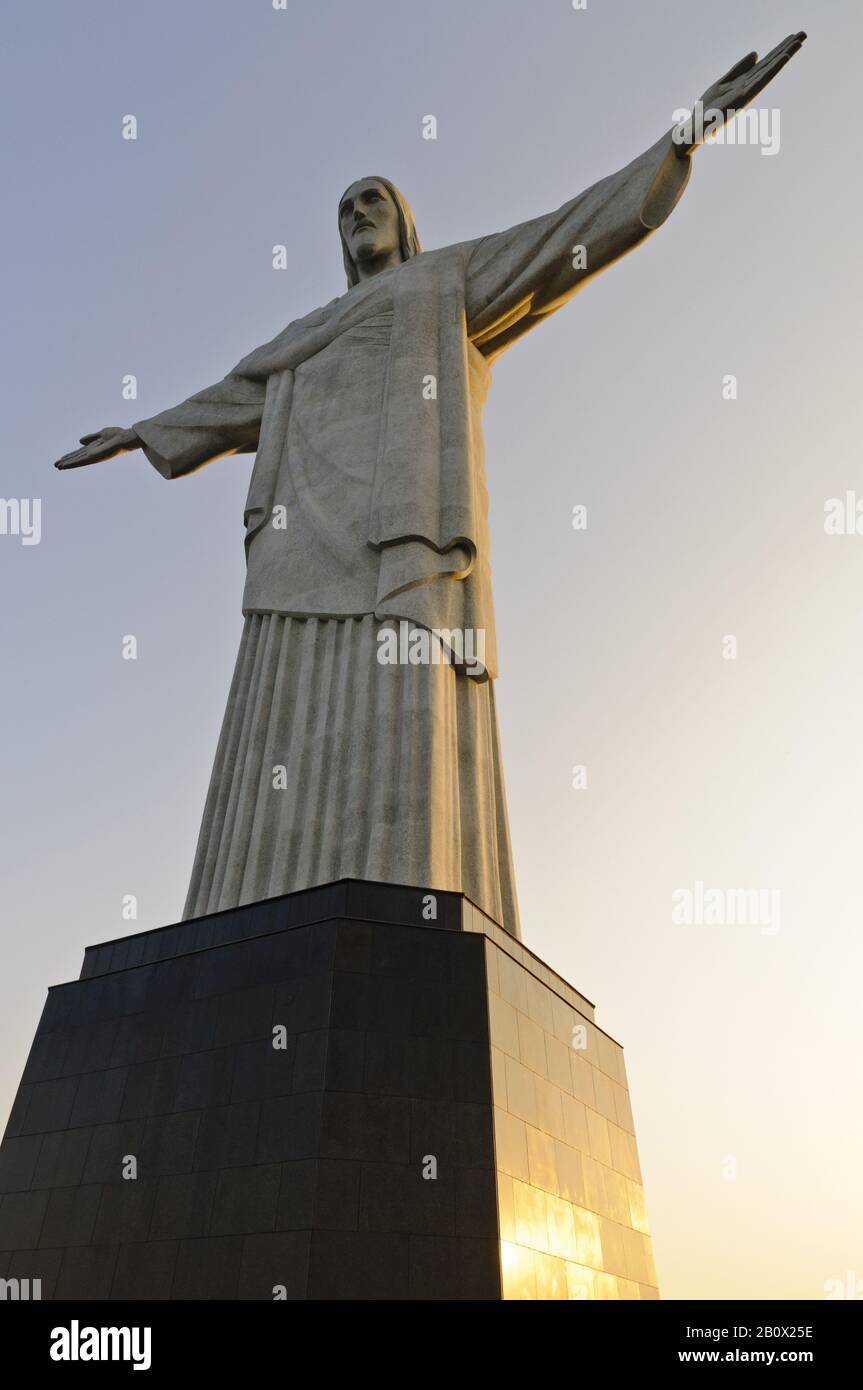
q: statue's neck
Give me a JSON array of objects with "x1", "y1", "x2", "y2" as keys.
[{"x1": 354, "y1": 249, "x2": 403, "y2": 283}]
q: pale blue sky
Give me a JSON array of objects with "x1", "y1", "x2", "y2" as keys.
[{"x1": 1, "y1": 0, "x2": 859, "y2": 1299}]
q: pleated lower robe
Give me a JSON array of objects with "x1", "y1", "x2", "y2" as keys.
[{"x1": 182, "y1": 614, "x2": 520, "y2": 932}]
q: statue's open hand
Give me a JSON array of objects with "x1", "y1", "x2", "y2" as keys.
[
  {"x1": 54, "y1": 427, "x2": 139, "y2": 470},
  {"x1": 680, "y1": 31, "x2": 807, "y2": 153}
]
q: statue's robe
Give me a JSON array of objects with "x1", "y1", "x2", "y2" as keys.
[{"x1": 133, "y1": 131, "x2": 690, "y2": 935}]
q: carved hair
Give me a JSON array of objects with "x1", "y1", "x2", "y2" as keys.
[{"x1": 339, "y1": 176, "x2": 422, "y2": 288}]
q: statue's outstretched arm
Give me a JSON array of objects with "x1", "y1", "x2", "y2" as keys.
[
  {"x1": 466, "y1": 32, "x2": 806, "y2": 361},
  {"x1": 54, "y1": 372, "x2": 266, "y2": 478}
]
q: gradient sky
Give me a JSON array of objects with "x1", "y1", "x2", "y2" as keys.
[{"x1": 2, "y1": 0, "x2": 859, "y2": 1300}]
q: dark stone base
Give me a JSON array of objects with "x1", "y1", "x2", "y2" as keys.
[{"x1": 0, "y1": 880, "x2": 658, "y2": 1300}]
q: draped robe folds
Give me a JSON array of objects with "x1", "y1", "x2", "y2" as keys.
[{"x1": 133, "y1": 131, "x2": 691, "y2": 935}]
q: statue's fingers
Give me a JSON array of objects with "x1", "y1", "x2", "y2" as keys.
[
  {"x1": 55, "y1": 448, "x2": 92, "y2": 469},
  {"x1": 719, "y1": 51, "x2": 758, "y2": 84},
  {"x1": 779, "y1": 31, "x2": 807, "y2": 55},
  {"x1": 741, "y1": 50, "x2": 795, "y2": 101},
  {"x1": 79, "y1": 432, "x2": 103, "y2": 445},
  {"x1": 755, "y1": 31, "x2": 807, "y2": 74},
  {"x1": 772, "y1": 32, "x2": 806, "y2": 63},
  {"x1": 757, "y1": 34, "x2": 798, "y2": 68},
  {"x1": 742, "y1": 33, "x2": 806, "y2": 100}
]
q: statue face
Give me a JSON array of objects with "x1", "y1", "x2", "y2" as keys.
[{"x1": 339, "y1": 179, "x2": 401, "y2": 270}]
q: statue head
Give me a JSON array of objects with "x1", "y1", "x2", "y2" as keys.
[{"x1": 338, "y1": 176, "x2": 421, "y2": 288}]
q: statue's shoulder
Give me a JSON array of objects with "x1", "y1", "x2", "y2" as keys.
[
  {"x1": 402, "y1": 241, "x2": 474, "y2": 274},
  {"x1": 230, "y1": 296, "x2": 342, "y2": 377},
  {"x1": 295, "y1": 295, "x2": 343, "y2": 325}
]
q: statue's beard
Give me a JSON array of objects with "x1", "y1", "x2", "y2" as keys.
[{"x1": 354, "y1": 237, "x2": 384, "y2": 261}]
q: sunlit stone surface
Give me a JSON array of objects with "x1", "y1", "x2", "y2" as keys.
[{"x1": 469, "y1": 901, "x2": 659, "y2": 1300}]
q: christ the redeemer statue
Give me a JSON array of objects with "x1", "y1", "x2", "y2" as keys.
[{"x1": 55, "y1": 36, "x2": 806, "y2": 938}]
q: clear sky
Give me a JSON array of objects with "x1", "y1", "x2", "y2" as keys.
[{"x1": 1, "y1": 0, "x2": 859, "y2": 1300}]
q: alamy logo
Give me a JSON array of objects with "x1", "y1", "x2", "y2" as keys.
[
  {"x1": 0, "y1": 497, "x2": 41, "y2": 545},
  {"x1": 824, "y1": 492, "x2": 863, "y2": 535},
  {"x1": 0, "y1": 1277, "x2": 41, "y2": 1300},
  {"x1": 672, "y1": 101, "x2": 781, "y2": 156},
  {"x1": 377, "y1": 620, "x2": 486, "y2": 677},
  {"x1": 824, "y1": 1270, "x2": 863, "y2": 1300},
  {"x1": 671, "y1": 880, "x2": 781, "y2": 936},
  {"x1": 50, "y1": 1321, "x2": 151, "y2": 1371}
]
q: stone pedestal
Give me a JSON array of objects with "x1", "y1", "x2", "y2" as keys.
[{"x1": 0, "y1": 881, "x2": 658, "y2": 1300}]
